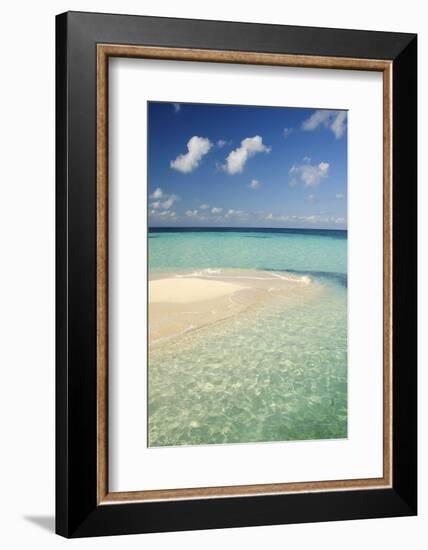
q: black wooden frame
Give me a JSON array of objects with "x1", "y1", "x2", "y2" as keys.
[{"x1": 56, "y1": 11, "x2": 417, "y2": 538}]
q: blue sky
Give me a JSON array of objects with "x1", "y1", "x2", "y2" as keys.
[{"x1": 148, "y1": 101, "x2": 347, "y2": 229}]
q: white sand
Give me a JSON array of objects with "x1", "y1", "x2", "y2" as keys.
[{"x1": 149, "y1": 277, "x2": 246, "y2": 304}]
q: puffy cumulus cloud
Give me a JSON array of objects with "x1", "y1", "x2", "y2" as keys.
[
  {"x1": 302, "y1": 110, "x2": 347, "y2": 139},
  {"x1": 289, "y1": 158, "x2": 330, "y2": 188},
  {"x1": 160, "y1": 194, "x2": 179, "y2": 209},
  {"x1": 224, "y1": 136, "x2": 271, "y2": 175},
  {"x1": 184, "y1": 208, "x2": 218, "y2": 222},
  {"x1": 199, "y1": 203, "x2": 210, "y2": 210},
  {"x1": 211, "y1": 207, "x2": 223, "y2": 214},
  {"x1": 149, "y1": 209, "x2": 176, "y2": 218},
  {"x1": 299, "y1": 214, "x2": 345, "y2": 225},
  {"x1": 248, "y1": 179, "x2": 261, "y2": 190},
  {"x1": 150, "y1": 187, "x2": 164, "y2": 199},
  {"x1": 170, "y1": 136, "x2": 212, "y2": 173},
  {"x1": 150, "y1": 189, "x2": 179, "y2": 210},
  {"x1": 217, "y1": 139, "x2": 228, "y2": 148},
  {"x1": 265, "y1": 213, "x2": 346, "y2": 225},
  {"x1": 225, "y1": 209, "x2": 247, "y2": 219},
  {"x1": 330, "y1": 112, "x2": 347, "y2": 139}
]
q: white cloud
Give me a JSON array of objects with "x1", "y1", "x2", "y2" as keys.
[
  {"x1": 289, "y1": 158, "x2": 330, "y2": 188},
  {"x1": 172, "y1": 103, "x2": 181, "y2": 113},
  {"x1": 150, "y1": 190, "x2": 179, "y2": 210},
  {"x1": 248, "y1": 179, "x2": 261, "y2": 190},
  {"x1": 225, "y1": 209, "x2": 247, "y2": 219},
  {"x1": 302, "y1": 110, "x2": 330, "y2": 131},
  {"x1": 302, "y1": 110, "x2": 347, "y2": 139},
  {"x1": 170, "y1": 136, "x2": 212, "y2": 173},
  {"x1": 266, "y1": 213, "x2": 290, "y2": 222},
  {"x1": 217, "y1": 139, "x2": 227, "y2": 148},
  {"x1": 199, "y1": 203, "x2": 210, "y2": 210},
  {"x1": 211, "y1": 207, "x2": 223, "y2": 214},
  {"x1": 330, "y1": 112, "x2": 347, "y2": 139},
  {"x1": 185, "y1": 209, "x2": 199, "y2": 217},
  {"x1": 224, "y1": 136, "x2": 271, "y2": 174},
  {"x1": 283, "y1": 127, "x2": 293, "y2": 138},
  {"x1": 149, "y1": 208, "x2": 176, "y2": 219},
  {"x1": 336, "y1": 193, "x2": 344, "y2": 199},
  {"x1": 160, "y1": 194, "x2": 179, "y2": 209},
  {"x1": 150, "y1": 187, "x2": 164, "y2": 199},
  {"x1": 296, "y1": 214, "x2": 346, "y2": 225}
]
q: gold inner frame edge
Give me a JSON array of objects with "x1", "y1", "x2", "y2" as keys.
[{"x1": 96, "y1": 44, "x2": 393, "y2": 505}]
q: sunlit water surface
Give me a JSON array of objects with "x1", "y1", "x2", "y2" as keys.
[{"x1": 148, "y1": 229, "x2": 347, "y2": 447}]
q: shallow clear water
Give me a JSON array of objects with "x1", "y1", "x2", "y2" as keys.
[
  {"x1": 149, "y1": 228, "x2": 347, "y2": 275},
  {"x1": 148, "y1": 229, "x2": 347, "y2": 447}
]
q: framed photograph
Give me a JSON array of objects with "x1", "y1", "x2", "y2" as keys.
[{"x1": 56, "y1": 11, "x2": 417, "y2": 538}]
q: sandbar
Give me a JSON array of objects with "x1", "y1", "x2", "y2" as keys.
[
  {"x1": 149, "y1": 277, "x2": 246, "y2": 304},
  {"x1": 148, "y1": 270, "x2": 317, "y2": 347}
]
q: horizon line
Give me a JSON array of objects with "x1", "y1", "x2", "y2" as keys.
[{"x1": 148, "y1": 226, "x2": 347, "y2": 231}]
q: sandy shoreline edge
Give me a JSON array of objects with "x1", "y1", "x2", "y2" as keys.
[
  {"x1": 149, "y1": 277, "x2": 247, "y2": 304},
  {"x1": 148, "y1": 269, "x2": 315, "y2": 347}
]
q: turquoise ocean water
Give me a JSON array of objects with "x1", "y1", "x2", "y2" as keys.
[{"x1": 148, "y1": 228, "x2": 347, "y2": 447}]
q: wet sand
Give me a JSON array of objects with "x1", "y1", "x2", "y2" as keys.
[{"x1": 148, "y1": 269, "x2": 315, "y2": 347}]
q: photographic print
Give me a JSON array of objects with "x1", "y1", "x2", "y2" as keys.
[
  {"x1": 148, "y1": 101, "x2": 348, "y2": 448},
  {"x1": 57, "y1": 14, "x2": 417, "y2": 536}
]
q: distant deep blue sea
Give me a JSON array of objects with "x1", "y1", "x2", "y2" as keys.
[{"x1": 148, "y1": 228, "x2": 347, "y2": 447}]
